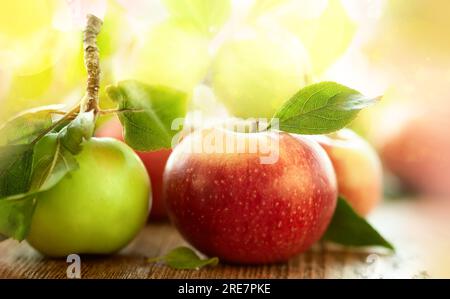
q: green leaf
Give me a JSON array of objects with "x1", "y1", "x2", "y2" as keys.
[
  {"x1": 0, "y1": 144, "x2": 34, "y2": 240},
  {"x1": 0, "y1": 104, "x2": 64, "y2": 145},
  {"x1": 30, "y1": 134, "x2": 78, "y2": 192},
  {"x1": 273, "y1": 82, "x2": 379, "y2": 134},
  {"x1": 0, "y1": 104, "x2": 79, "y2": 242},
  {"x1": 0, "y1": 134, "x2": 78, "y2": 241},
  {"x1": 58, "y1": 111, "x2": 95, "y2": 154},
  {"x1": 278, "y1": 0, "x2": 357, "y2": 75},
  {"x1": 0, "y1": 196, "x2": 36, "y2": 240},
  {"x1": 0, "y1": 145, "x2": 34, "y2": 198},
  {"x1": 163, "y1": 0, "x2": 231, "y2": 34},
  {"x1": 148, "y1": 246, "x2": 219, "y2": 270},
  {"x1": 323, "y1": 197, "x2": 394, "y2": 250},
  {"x1": 0, "y1": 144, "x2": 35, "y2": 240},
  {"x1": 106, "y1": 81, "x2": 187, "y2": 151}
]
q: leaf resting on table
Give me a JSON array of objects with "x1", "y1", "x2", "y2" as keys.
[{"x1": 148, "y1": 246, "x2": 219, "y2": 270}]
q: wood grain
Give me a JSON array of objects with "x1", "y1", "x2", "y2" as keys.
[{"x1": 1, "y1": 200, "x2": 449, "y2": 279}]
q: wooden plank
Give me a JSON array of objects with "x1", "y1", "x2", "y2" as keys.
[{"x1": 0, "y1": 200, "x2": 449, "y2": 279}]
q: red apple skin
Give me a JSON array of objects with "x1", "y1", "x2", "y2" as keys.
[
  {"x1": 96, "y1": 118, "x2": 171, "y2": 219},
  {"x1": 163, "y1": 128, "x2": 337, "y2": 264},
  {"x1": 312, "y1": 129, "x2": 383, "y2": 216}
]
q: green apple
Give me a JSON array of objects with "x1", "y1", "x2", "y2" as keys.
[
  {"x1": 162, "y1": 0, "x2": 232, "y2": 35},
  {"x1": 275, "y1": 0, "x2": 356, "y2": 75},
  {"x1": 27, "y1": 137, "x2": 150, "y2": 257},
  {"x1": 211, "y1": 25, "x2": 311, "y2": 119}
]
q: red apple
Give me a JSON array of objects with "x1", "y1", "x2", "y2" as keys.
[
  {"x1": 163, "y1": 128, "x2": 337, "y2": 264},
  {"x1": 312, "y1": 129, "x2": 383, "y2": 216},
  {"x1": 96, "y1": 117, "x2": 171, "y2": 219}
]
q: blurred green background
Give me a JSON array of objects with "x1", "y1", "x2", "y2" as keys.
[{"x1": 1, "y1": 0, "x2": 450, "y2": 198}]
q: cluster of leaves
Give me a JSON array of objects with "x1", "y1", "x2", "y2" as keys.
[
  {"x1": 0, "y1": 106, "x2": 79, "y2": 241},
  {"x1": 0, "y1": 81, "x2": 187, "y2": 242}
]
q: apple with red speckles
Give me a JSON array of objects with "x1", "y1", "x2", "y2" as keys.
[
  {"x1": 96, "y1": 117, "x2": 171, "y2": 219},
  {"x1": 163, "y1": 128, "x2": 337, "y2": 264},
  {"x1": 312, "y1": 129, "x2": 383, "y2": 216}
]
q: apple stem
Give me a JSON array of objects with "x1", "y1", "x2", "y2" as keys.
[{"x1": 81, "y1": 14, "x2": 103, "y2": 114}]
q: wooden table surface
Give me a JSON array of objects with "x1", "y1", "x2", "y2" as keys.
[{"x1": 1, "y1": 199, "x2": 449, "y2": 279}]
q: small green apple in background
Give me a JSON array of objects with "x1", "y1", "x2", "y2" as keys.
[
  {"x1": 27, "y1": 135, "x2": 150, "y2": 257},
  {"x1": 211, "y1": 24, "x2": 311, "y2": 119},
  {"x1": 119, "y1": 19, "x2": 211, "y2": 95},
  {"x1": 266, "y1": 0, "x2": 356, "y2": 76},
  {"x1": 312, "y1": 129, "x2": 383, "y2": 216},
  {"x1": 96, "y1": 117, "x2": 171, "y2": 220},
  {"x1": 162, "y1": 0, "x2": 232, "y2": 35}
]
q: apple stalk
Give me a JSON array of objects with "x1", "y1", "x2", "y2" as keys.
[
  {"x1": 27, "y1": 14, "x2": 103, "y2": 147},
  {"x1": 81, "y1": 14, "x2": 103, "y2": 115}
]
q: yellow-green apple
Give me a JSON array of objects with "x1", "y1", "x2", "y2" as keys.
[
  {"x1": 312, "y1": 129, "x2": 383, "y2": 216},
  {"x1": 96, "y1": 117, "x2": 171, "y2": 219},
  {"x1": 211, "y1": 25, "x2": 311, "y2": 119},
  {"x1": 119, "y1": 19, "x2": 210, "y2": 95},
  {"x1": 27, "y1": 136, "x2": 150, "y2": 257},
  {"x1": 163, "y1": 128, "x2": 337, "y2": 264}
]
